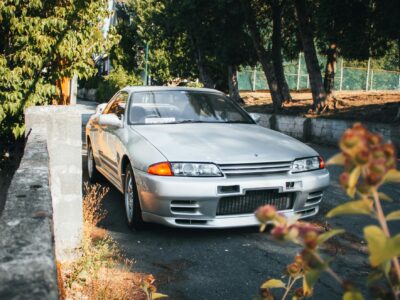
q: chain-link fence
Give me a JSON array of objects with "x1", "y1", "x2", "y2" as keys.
[{"x1": 238, "y1": 53, "x2": 400, "y2": 91}]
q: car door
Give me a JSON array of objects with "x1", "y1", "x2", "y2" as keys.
[
  {"x1": 95, "y1": 93, "x2": 120, "y2": 175},
  {"x1": 101, "y1": 92, "x2": 128, "y2": 181}
]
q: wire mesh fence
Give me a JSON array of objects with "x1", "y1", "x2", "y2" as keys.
[{"x1": 237, "y1": 53, "x2": 400, "y2": 91}]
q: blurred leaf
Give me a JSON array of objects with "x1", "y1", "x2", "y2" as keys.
[
  {"x1": 327, "y1": 199, "x2": 373, "y2": 218},
  {"x1": 346, "y1": 186, "x2": 356, "y2": 198},
  {"x1": 383, "y1": 169, "x2": 400, "y2": 183},
  {"x1": 152, "y1": 293, "x2": 168, "y2": 299},
  {"x1": 260, "y1": 279, "x2": 286, "y2": 289},
  {"x1": 364, "y1": 226, "x2": 400, "y2": 267},
  {"x1": 327, "y1": 153, "x2": 345, "y2": 166},
  {"x1": 386, "y1": 210, "x2": 400, "y2": 221},
  {"x1": 378, "y1": 192, "x2": 393, "y2": 202},
  {"x1": 349, "y1": 167, "x2": 361, "y2": 188},
  {"x1": 381, "y1": 260, "x2": 391, "y2": 277},
  {"x1": 303, "y1": 269, "x2": 320, "y2": 296},
  {"x1": 317, "y1": 229, "x2": 345, "y2": 245},
  {"x1": 343, "y1": 291, "x2": 365, "y2": 300}
]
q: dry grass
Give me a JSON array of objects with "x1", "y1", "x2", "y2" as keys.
[
  {"x1": 82, "y1": 183, "x2": 108, "y2": 227},
  {"x1": 58, "y1": 183, "x2": 166, "y2": 300}
]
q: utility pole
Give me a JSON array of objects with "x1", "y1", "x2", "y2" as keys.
[{"x1": 144, "y1": 41, "x2": 150, "y2": 85}]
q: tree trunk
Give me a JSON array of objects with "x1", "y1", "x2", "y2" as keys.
[
  {"x1": 271, "y1": 0, "x2": 292, "y2": 103},
  {"x1": 241, "y1": 0, "x2": 283, "y2": 110},
  {"x1": 190, "y1": 35, "x2": 215, "y2": 88},
  {"x1": 323, "y1": 43, "x2": 337, "y2": 95},
  {"x1": 294, "y1": 0, "x2": 326, "y2": 112},
  {"x1": 228, "y1": 65, "x2": 243, "y2": 103}
]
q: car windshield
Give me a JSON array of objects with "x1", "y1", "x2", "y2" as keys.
[{"x1": 128, "y1": 90, "x2": 254, "y2": 125}]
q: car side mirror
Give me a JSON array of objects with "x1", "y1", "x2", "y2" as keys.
[
  {"x1": 96, "y1": 103, "x2": 107, "y2": 114},
  {"x1": 249, "y1": 113, "x2": 261, "y2": 123},
  {"x1": 98, "y1": 114, "x2": 123, "y2": 128}
]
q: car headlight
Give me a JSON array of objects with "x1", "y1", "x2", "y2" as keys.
[
  {"x1": 147, "y1": 162, "x2": 222, "y2": 177},
  {"x1": 291, "y1": 157, "x2": 325, "y2": 173},
  {"x1": 171, "y1": 162, "x2": 222, "y2": 177}
]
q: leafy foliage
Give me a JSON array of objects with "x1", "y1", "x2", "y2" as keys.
[
  {"x1": 96, "y1": 66, "x2": 141, "y2": 103},
  {"x1": 0, "y1": 0, "x2": 118, "y2": 141}
]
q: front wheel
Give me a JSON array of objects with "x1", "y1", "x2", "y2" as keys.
[
  {"x1": 124, "y1": 164, "x2": 145, "y2": 230},
  {"x1": 87, "y1": 142, "x2": 101, "y2": 183}
]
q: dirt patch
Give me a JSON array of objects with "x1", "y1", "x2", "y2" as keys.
[
  {"x1": 0, "y1": 140, "x2": 24, "y2": 215},
  {"x1": 242, "y1": 90, "x2": 400, "y2": 124}
]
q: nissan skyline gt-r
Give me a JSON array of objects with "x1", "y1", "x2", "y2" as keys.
[{"x1": 86, "y1": 86, "x2": 329, "y2": 229}]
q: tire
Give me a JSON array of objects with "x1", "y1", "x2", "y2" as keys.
[
  {"x1": 87, "y1": 141, "x2": 101, "y2": 183},
  {"x1": 124, "y1": 163, "x2": 145, "y2": 230}
]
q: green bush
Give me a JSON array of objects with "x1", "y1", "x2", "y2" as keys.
[{"x1": 96, "y1": 67, "x2": 142, "y2": 103}]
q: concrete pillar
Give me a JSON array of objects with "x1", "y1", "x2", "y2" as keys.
[
  {"x1": 25, "y1": 106, "x2": 83, "y2": 262},
  {"x1": 70, "y1": 75, "x2": 78, "y2": 105}
]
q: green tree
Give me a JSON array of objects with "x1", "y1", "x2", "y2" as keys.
[
  {"x1": 0, "y1": 0, "x2": 117, "y2": 143},
  {"x1": 241, "y1": 0, "x2": 284, "y2": 110},
  {"x1": 294, "y1": 0, "x2": 327, "y2": 111}
]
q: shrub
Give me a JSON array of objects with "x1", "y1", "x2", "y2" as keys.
[{"x1": 96, "y1": 67, "x2": 142, "y2": 103}]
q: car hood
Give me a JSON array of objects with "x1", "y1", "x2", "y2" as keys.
[{"x1": 131, "y1": 123, "x2": 317, "y2": 164}]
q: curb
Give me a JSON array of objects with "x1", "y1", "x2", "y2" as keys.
[{"x1": 258, "y1": 113, "x2": 400, "y2": 149}]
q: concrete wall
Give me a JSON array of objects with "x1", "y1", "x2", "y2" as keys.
[
  {"x1": 25, "y1": 106, "x2": 84, "y2": 261},
  {"x1": 0, "y1": 104, "x2": 91, "y2": 299},
  {"x1": 0, "y1": 128, "x2": 58, "y2": 299},
  {"x1": 258, "y1": 113, "x2": 400, "y2": 149}
]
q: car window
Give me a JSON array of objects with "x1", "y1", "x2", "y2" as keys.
[
  {"x1": 128, "y1": 91, "x2": 254, "y2": 125},
  {"x1": 105, "y1": 92, "x2": 128, "y2": 120}
]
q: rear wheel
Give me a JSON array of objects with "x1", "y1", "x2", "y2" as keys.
[
  {"x1": 124, "y1": 164, "x2": 145, "y2": 229},
  {"x1": 87, "y1": 142, "x2": 101, "y2": 183}
]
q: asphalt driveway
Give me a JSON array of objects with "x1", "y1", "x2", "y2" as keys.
[{"x1": 82, "y1": 143, "x2": 400, "y2": 300}]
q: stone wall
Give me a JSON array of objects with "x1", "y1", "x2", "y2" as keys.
[
  {"x1": 258, "y1": 113, "x2": 400, "y2": 149},
  {"x1": 0, "y1": 105, "x2": 87, "y2": 299},
  {"x1": 0, "y1": 128, "x2": 58, "y2": 299}
]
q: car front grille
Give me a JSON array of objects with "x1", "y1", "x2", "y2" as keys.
[
  {"x1": 218, "y1": 161, "x2": 292, "y2": 176},
  {"x1": 216, "y1": 189, "x2": 295, "y2": 216}
]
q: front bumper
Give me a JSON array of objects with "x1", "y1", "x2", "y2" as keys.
[{"x1": 134, "y1": 168, "x2": 330, "y2": 228}]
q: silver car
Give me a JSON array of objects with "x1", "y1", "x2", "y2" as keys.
[{"x1": 86, "y1": 86, "x2": 329, "y2": 229}]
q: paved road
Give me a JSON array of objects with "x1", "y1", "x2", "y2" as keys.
[{"x1": 82, "y1": 143, "x2": 400, "y2": 300}]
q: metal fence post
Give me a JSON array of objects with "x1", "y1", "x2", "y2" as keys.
[
  {"x1": 339, "y1": 59, "x2": 344, "y2": 91},
  {"x1": 370, "y1": 70, "x2": 374, "y2": 90},
  {"x1": 366, "y1": 58, "x2": 371, "y2": 90},
  {"x1": 252, "y1": 66, "x2": 256, "y2": 91},
  {"x1": 398, "y1": 74, "x2": 400, "y2": 90},
  {"x1": 296, "y1": 52, "x2": 301, "y2": 90}
]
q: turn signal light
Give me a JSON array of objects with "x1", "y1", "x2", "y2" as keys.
[
  {"x1": 319, "y1": 156, "x2": 326, "y2": 169},
  {"x1": 148, "y1": 162, "x2": 174, "y2": 176}
]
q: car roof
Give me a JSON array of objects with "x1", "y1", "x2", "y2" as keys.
[{"x1": 120, "y1": 86, "x2": 225, "y2": 95}]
